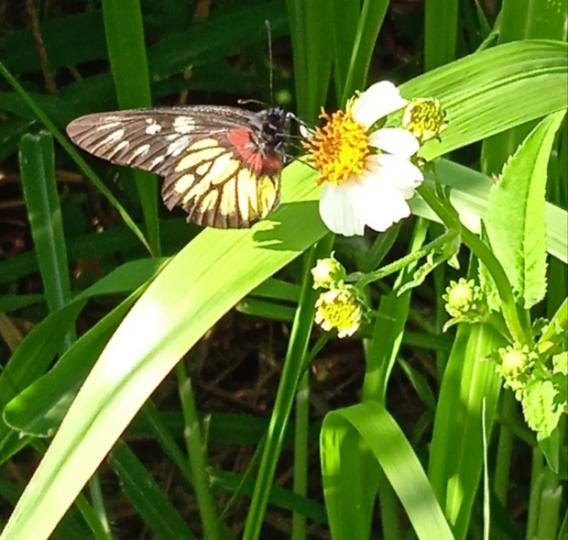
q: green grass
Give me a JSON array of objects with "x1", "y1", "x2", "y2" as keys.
[{"x1": 0, "y1": 1, "x2": 566, "y2": 539}]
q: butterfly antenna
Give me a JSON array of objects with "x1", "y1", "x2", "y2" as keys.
[{"x1": 265, "y1": 19, "x2": 275, "y2": 106}]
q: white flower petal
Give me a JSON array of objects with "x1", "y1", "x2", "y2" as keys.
[
  {"x1": 368, "y1": 128, "x2": 419, "y2": 158},
  {"x1": 357, "y1": 175, "x2": 411, "y2": 232},
  {"x1": 319, "y1": 182, "x2": 366, "y2": 236},
  {"x1": 366, "y1": 154, "x2": 424, "y2": 198},
  {"x1": 351, "y1": 81, "x2": 407, "y2": 128}
]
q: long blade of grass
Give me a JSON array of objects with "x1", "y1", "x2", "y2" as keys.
[
  {"x1": 101, "y1": 0, "x2": 160, "y2": 256},
  {"x1": 286, "y1": 0, "x2": 332, "y2": 122},
  {"x1": 424, "y1": 0, "x2": 458, "y2": 70},
  {"x1": 481, "y1": 0, "x2": 568, "y2": 175},
  {"x1": 108, "y1": 441, "x2": 196, "y2": 540},
  {"x1": 0, "y1": 60, "x2": 150, "y2": 252},
  {"x1": 340, "y1": 0, "x2": 390, "y2": 104},
  {"x1": 427, "y1": 324, "x2": 505, "y2": 539},
  {"x1": 321, "y1": 401, "x2": 454, "y2": 539},
  {"x1": 18, "y1": 132, "x2": 72, "y2": 316},
  {"x1": 243, "y1": 236, "x2": 334, "y2": 540}
]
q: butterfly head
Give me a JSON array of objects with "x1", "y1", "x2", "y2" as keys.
[{"x1": 251, "y1": 107, "x2": 291, "y2": 156}]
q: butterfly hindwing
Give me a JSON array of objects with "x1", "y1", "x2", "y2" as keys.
[
  {"x1": 161, "y1": 134, "x2": 280, "y2": 228},
  {"x1": 66, "y1": 106, "x2": 288, "y2": 228}
]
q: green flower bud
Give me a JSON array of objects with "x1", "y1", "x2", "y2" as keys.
[{"x1": 311, "y1": 256, "x2": 346, "y2": 290}]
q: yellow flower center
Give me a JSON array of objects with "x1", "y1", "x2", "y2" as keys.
[
  {"x1": 315, "y1": 288, "x2": 362, "y2": 338},
  {"x1": 303, "y1": 103, "x2": 370, "y2": 185}
]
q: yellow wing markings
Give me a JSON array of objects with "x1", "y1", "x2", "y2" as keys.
[
  {"x1": 175, "y1": 146, "x2": 225, "y2": 172},
  {"x1": 161, "y1": 138, "x2": 281, "y2": 228}
]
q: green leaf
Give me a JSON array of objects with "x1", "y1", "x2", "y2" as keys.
[
  {"x1": 339, "y1": 0, "x2": 390, "y2": 104},
  {"x1": 108, "y1": 441, "x2": 196, "y2": 540},
  {"x1": 404, "y1": 40, "x2": 568, "y2": 160},
  {"x1": 522, "y1": 380, "x2": 563, "y2": 439},
  {"x1": 485, "y1": 111, "x2": 566, "y2": 308},
  {"x1": 320, "y1": 401, "x2": 454, "y2": 539},
  {"x1": 101, "y1": 0, "x2": 160, "y2": 255},
  {"x1": 0, "y1": 259, "x2": 164, "y2": 462},
  {"x1": 19, "y1": 133, "x2": 72, "y2": 314},
  {"x1": 424, "y1": 0, "x2": 458, "y2": 70},
  {"x1": 428, "y1": 323, "x2": 504, "y2": 539},
  {"x1": 4, "y1": 295, "x2": 137, "y2": 438}
]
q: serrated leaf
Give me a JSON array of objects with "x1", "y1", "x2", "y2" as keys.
[{"x1": 484, "y1": 111, "x2": 566, "y2": 309}]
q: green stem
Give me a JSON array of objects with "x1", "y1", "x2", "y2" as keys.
[
  {"x1": 349, "y1": 229, "x2": 457, "y2": 288},
  {"x1": 493, "y1": 390, "x2": 516, "y2": 504},
  {"x1": 292, "y1": 371, "x2": 309, "y2": 540},
  {"x1": 176, "y1": 362, "x2": 222, "y2": 540},
  {"x1": 417, "y1": 184, "x2": 529, "y2": 345},
  {"x1": 243, "y1": 235, "x2": 334, "y2": 540},
  {"x1": 87, "y1": 476, "x2": 112, "y2": 539}
]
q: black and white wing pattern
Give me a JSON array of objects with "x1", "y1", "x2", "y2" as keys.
[{"x1": 66, "y1": 106, "x2": 290, "y2": 228}]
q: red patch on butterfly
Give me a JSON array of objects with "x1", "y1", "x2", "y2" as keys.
[{"x1": 227, "y1": 128, "x2": 281, "y2": 175}]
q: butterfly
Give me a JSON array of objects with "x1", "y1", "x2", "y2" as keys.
[{"x1": 66, "y1": 105, "x2": 292, "y2": 228}]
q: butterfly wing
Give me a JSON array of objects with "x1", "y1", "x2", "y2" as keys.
[{"x1": 66, "y1": 106, "x2": 283, "y2": 228}]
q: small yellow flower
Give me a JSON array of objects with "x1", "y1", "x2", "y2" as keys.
[
  {"x1": 402, "y1": 98, "x2": 447, "y2": 142},
  {"x1": 302, "y1": 81, "x2": 423, "y2": 236},
  {"x1": 402, "y1": 98, "x2": 448, "y2": 142},
  {"x1": 315, "y1": 287, "x2": 362, "y2": 338},
  {"x1": 311, "y1": 256, "x2": 346, "y2": 290}
]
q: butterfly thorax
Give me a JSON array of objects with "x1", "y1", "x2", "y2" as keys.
[{"x1": 249, "y1": 107, "x2": 290, "y2": 163}]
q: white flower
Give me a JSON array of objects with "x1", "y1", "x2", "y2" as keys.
[
  {"x1": 304, "y1": 81, "x2": 424, "y2": 236},
  {"x1": 314, "y1": 287, "x2": 363, "y2": 338}
]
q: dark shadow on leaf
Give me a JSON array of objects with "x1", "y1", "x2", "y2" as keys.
[{"x1": 252, "y1": 200, "x2": 325, "y2": 251}]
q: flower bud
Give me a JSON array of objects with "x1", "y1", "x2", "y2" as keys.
[
  {"x1": 402, "y1": 98, "x2": 447, "y2": 142},
  {"x1": 311, "y1": 256, "x2": 346, "y2": 290}
]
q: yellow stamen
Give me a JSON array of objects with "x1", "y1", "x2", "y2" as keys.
[
  {"x1": 303, "y1": 102, "x2": 370, "y2": 185},
  {"x1": 315, "y1": 288, "x2": 362, "y2": 338}
]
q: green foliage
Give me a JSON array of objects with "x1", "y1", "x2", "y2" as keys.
[
  {"x1": 485, "y1": 112, "x2": 565, "y2": 309},
  {"x1": 0, "y1": 1, "x2": 566, "y2": 539}
]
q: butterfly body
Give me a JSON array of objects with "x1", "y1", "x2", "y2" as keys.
[{"x1": 66, "y1": 105, "x2": 290, "y2": 228}]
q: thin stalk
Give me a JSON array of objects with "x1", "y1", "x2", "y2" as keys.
[
  {"x1": 417, "y1": 184, "x2": 529, "y2": 345},
  {"x1": 349, "y1": 230, "x2": 457, "y2": 288},
  {"x1": 494, "y1": 390, "x2": 516, "y2": 505},
  {"x1": 526, "y1": 448, "x2": 545, "y2": 539},
  {"x1": 0, "y1": 60, "x2": 150, "y2": 253},
  {"x1": 87, "y1": 477, "x2": 112, "y2": 538},
  {"x1": 176, "y1": 362, "x2": 222, "y2": 540},
  {"x1": 292, "y1": 371, "x2": 309, "y2": 540},
  {"x1": 243, "y1": 235, "x2": 334, "y2": 540}
]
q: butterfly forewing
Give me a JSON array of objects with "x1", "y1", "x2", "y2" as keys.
[{"x1": 66, "y1": 106, "x2": 288, "y2": 228}]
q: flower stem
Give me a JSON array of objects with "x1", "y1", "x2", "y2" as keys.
[
  {"x1": 350, "y1": 229, "x2": 457, "y2": 289},
  {"x1": 176, "y1": 362, "x2": 222, "y2": 540},
  {"x1": 417, "y1": 183, "x2": 529, "y2": 345}
]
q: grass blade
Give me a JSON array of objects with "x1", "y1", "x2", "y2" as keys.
[
  {"x1": 18, "y1": 132, "x2": 71, "y2": 315},
  {"x1": 424, "y1": 0, "x2": 458, "y2": 70},
  {"x1": 101, "y1": 0, "x2": 160, "y2": 255},
  {"x1": 321, "y1": 401, "x2": 454, "y2": 539}
]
